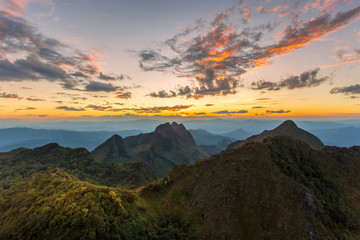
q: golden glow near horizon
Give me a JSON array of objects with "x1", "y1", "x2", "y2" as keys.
[{"x1": 0, "y1": 0, "x2": 359, "y2": 120}]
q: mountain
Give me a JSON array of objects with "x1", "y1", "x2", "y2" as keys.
[
  {"x1": 189, "y1": 129, "x2": 234, "y2": 146},
  {"x1": 92, "y1": 122, "x2": 208, "y2": 176},
  {"x1": 1, "y1": 126, "x2": 360, "y2": 239},
  {"x1": 0, "y1": 169, "x2": 194, "y2": 240},
  {"x1": 227, "y1": 120, "x2": 324, "y2": 151},
  {"x1": 141, "y1": 136, "x2": 360, "y2": 239},
  {"x1": 313, "y1": 127, "x2": 360, "y2": 147},
  {"x1": 0, "y1": 128, "x2": 142, "y2": 152},
  {"x1": 188, "y1": 129, "x2": 234, "y2": 155},
  {"x1": 220, "y1": 128, "x2": 252, "y2": 140},
  {"x1": 0, "y1": 143, "x2": 156, "y2": 192}
]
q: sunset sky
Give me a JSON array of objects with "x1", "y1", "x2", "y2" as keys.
[{"x1": 0, "y1": 0, "x2": 359, "y2": 121}]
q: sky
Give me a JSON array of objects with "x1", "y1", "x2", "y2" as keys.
[{"x1": 0, "y1": 0, "x2": 359, "y2": 121}]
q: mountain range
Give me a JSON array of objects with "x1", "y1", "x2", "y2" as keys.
[{"x1": 0, "y1": 120, "x2": 359, "y2": 239}]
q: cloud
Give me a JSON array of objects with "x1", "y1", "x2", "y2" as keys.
[
  {"x1": 213, "y1": 110, "x2": 248, "y2": 114},
  {"x1": 0, "y1": 10, "x2": 130, "y2": 93},
  {"x1": 84, "y1": 81, "x2": 119, "y2": 92},
  {"x1": 149, "y1": 90, "x2": 176, "y2": 98},
  {"x1": 0, "y1": 54, "x2": 68, "y2": 81},
  {"x1": 252, "y1": 106, "x2": 265, "y2": 109},
  {"x1": 26, "y1": 97, "x2": 45, "y2": 101},
  {"x1": 38, "y1": 114, "x2": 48, "y2": 117},
  {"x1": 0, "y1": 92, "x2": 21, "y2": 99},
  {"x1": 251, "y1": 68, "x2": 329, "y2": 91},
  {"x1": 86, "y1": 104, "x2": 120, "y2": 112},
  {"x1": 205, "y1": 104, "x2": 214, "y2": 106},
  {"x1": 138, "y1": 4, "x2": 360, "y2": 98},
  {"x1": 56, "y1": 106, "x2": 85, "y2": 111},
  {"x1": 70, "y1": 71, "x2": 89, "y2": 78},
  {"x1": 330, "y1": 84, "x2": 360, "y2": 95},
  {"x1": 115, "y1": 91, "x2": 132, "y2": 99},
  {"x1": 131, "y1": 105, "x2": 193, "y2": 113},
  {"x1": 0, "y1": 0, "x2": 29, "y2": 16},
  {"x1": 98, "y1": 72, "x2": 127, "y2": 81},
  {"x1": 266, "y1": 109, "x2": 291, "y2": 114}
]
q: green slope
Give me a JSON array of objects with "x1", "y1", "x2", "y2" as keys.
[
  {"x1": 0, "y1": 143, "x2": 156, "y2": 192},
  {"x1": 0, "y1": 169, "x2": 195, "y2": 240},
  {"x1": 141, "y1": 136, "x2": 360, "y2": 239}
]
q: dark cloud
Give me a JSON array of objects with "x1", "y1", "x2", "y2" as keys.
[
  {"x1": 84, "y1": 81, "x2": 119, "y2": 92},
  {"x1": 330, "y1": 84, "x2": 360, "y2": 95},
  {"x1": 251, "y1": 68, "x2": 328, "y2": 91},
  {"x1": 149, "y1": 90, "x2": 176, "y2": 98},
  {"x1": 70, "y1": 71, "x2": 89, "y2": 78},
  {"x1": 256, "y1": 98, "x2": 272, "y2": 101},
  {"x1": 71, "y1": 97, "x2": 87, "y2": 101},
  {"x1": 98, "y1": 72, "x2": 128, "y2": 81},
  {"x1": 38, "y1": 115, "x2": 48, "y2": 117},
  {"x1": 131, "y1": 105, "x2": 193, "y2": 113},
  {"x1": 213, "y1": 110, "x2": 248, "y2": 114},
  {"x1": 252, "y1": 106, "x2": 265, "y2": 109},
  {"x1": 26, "y1": 97, "x2": 45, "y2": 101},
  {"x1": 266, "y1": 109, "x2": 291, "y2": 114},
  {"x1": 86, "y1": 104, "x2": 120, "y2": 112},
  {"x1": 56, "y1": 106, "x2": 85, "y2": 111},
  {"x1": 15, "y1": 107, "x2": 37, "y2": 111},
  {"x1": 0, "y1": 54, "x2": 68, "y2": 81},
  {"x1": 138, "y1": 5, "x2": 360, "y2": 98},
  {"x1": 0, "y1": 92, "x2": 21, "y2": 99},
  {"x1": 0, "y1": 10, "x2": 130, "y2": 93},
  {"x1": 205, "y1": 104, "x2": 214, "y2": 106},
  {"x1": 115, "y1": 91, "x2": 132, "y2": 99}
]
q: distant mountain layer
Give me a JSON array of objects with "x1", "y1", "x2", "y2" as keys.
[
  {"x1": 189, "y1": 129, "x2": 234, "y2": 146},
  {"x1": 189, "y1": 129, "x2": 234, "y2": 155},
  {"x1": 0, "y1": 143, "x2": 156, "y2": 192},
  {"x1": 0, "y1": 128, "x2": 142, "y2": 152},
  {"x1": 227, "y1": 120, "x2": 324, "y2": 151},
  {"x1": 92, "y1": 122, "x2": 208, "y2": 177},
  {"x1": 313, "y1": 127, "x2": 360, "y2": 147},
  {"x1": 219, "y1": 128, "x2": 252, "y2": 140}
]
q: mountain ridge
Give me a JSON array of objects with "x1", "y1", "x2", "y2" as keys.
[
  {"x1": 92, "y1": 122, "x2": 208, "y2": 176},
  {"x1": 227, "y1": 120, "x2": 324, "y2": 151}
]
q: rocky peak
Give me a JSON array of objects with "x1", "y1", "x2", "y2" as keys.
[{"x1": 154, "y1": 122, "x2": 172, "y2": 134}]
